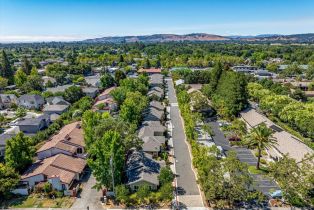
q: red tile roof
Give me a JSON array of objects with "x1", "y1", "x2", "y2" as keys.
[
  {"x1": 138, "y1": 68, "x2": 161, "y2": 74},
  {"x1": 37, "y1": 121, "x2": 84, "y2": 154}
]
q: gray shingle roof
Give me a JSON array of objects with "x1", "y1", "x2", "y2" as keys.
[
  {"x1": 84, "y1": 75, "x2": 101, "y2": 87},
  {"x1": 18, "y1": 94, "x2": 44, "y2": 103},
  {"x1": 149, "y1": 101, "x2": 164, "y2": 111},
  {"x1": 46, "y1": 85, "x2": 75, "y2": 93},
  {"x1": 46, "y1": 96, "x2": 70, "y2": 105},
  {"x1": 82, "y1": 87, "x2": 99, "y2": 93},
  {"x1": 16, "y1": 114, "x2": 50, "y2": 126},
  {"x1": 43, "y1": 104, "x2": 69, "y2": 112},
  {"x1": 0, "y1": 133, "x2": 16, "y2": 146},
  {"x1": 126, "y1": 150, "x2": 165, "y2": 186}
]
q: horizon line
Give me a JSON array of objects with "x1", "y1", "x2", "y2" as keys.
[{"x1": 1, "y1": 32, "x2": 314, "y2": 44}]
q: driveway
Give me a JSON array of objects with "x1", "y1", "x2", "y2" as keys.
[
  {"x1": 71, "y1": 173, "x2": 103, "y2": 210},
  {"x1": 165, "y1": 78, "x2": 204, "y2": 208}
]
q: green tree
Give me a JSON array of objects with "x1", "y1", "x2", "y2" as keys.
[
  {"x1": 0, "y1": 50, "x2": 13, "y2": 81},
  {"x1": 110, "y1": 87, "x2": 128, "y2": 106},
  {"x1": 114, "y1": 70, "x2": 126, "y2": 85},
  {"x1": 291, "y1": 88, "x2": 307, "y2": 102},
  {"x1": 266, "y1": 63, "x2": 278, "y2": 72},
  {"x1": 21, "y1": 56, "x2": 32, "y2": 75},
  {"x1": 14, "y1": 68, "x2": 28, "y2": 87},
  {"x1": 222, "y1": 151, "x2": 252, "y2": 206},
  {"x1": 212, "y1": 71, "x2": 248, "y2": 119},
  {"x1": 245, "y1": 123, "x2": 277, "y2": 169},
  {"x1": 5, "y1": 132, "x2": 34, "y2": 172},
  {"x1": 136, "y1": 184, "x2": 150, "y2": 203},
  {"x1": 190, "y1": 91, "x2": 209, "y2": 112},
  {"x1": 100, "y1": 73, "x2": 115, "y2": 89},
  {"x1": 87, "y1": 131, "x2": 125, "y2": 191},
  {"x1": 30, "y1": 66, "x2": 38, "y2": 76},
  {"x1": 16, "y1": 107, "x2": 27, "y2": 118},
  {"x1": 0, "y1": 163, "x2": 20, "y2": 198},
  {"x1": 21, "y1": 74, "x2": 43, "y2": 92},
  {"x1": 229, "y1": 119, "x2": 247, "y2": 139},
  {"x1": 158, "y1": 182, "x2": 173, "y2": 201},
  {"x1": 64, "y1": 86, "x2": 83, "y2": 103},
  {"x1": 115, "y1": 185, "x2": 130, "y2": 203},
  {"x1": 119, "y1": 91, "x2": 147, "y2": 125},
  {"x1": 269, "y1": 154, "x2": 314, "y2": 207},
  {"x1": 207, "y1": 62, "x2": 223, "y2": 97},
  {"x1": 0, "y1": 76, "x2": 8, "y2": 89},
  {"x1": 143, "y1": 58, "x2": 151, "y2": 69},
  {"x1": 158, "y1": 167, "x2": 174, "y2": 185}
]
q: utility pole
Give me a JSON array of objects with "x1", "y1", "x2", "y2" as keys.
[{"x1": 110, "y1": 154, "x2": 115, "y2": 196}]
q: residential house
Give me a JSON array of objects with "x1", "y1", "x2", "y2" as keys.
[
  {"x1": 92, "y1": 86, "x2": 117, "y2": 112},
  {"x1": 92, "y1": 97, "x2": 117, "y2": 113},
  {"x1": 0, "y1": 133, "x2": 16, "y2": 158},
  {"x1": 138, "y1": 124, "x2": 166, "y2": 139},
  {"x1": 82, "y1": 87, "x2": 99, "y2": 98},
  {"x1": 84, "y1": 75, "x2": 101, "y2": 87},
  {"x1": 232, "y1": 65, "x2": 258, "y2": 73},
  {"x1": 278, "y1": 64, "x2": 308, "y2": 72},
  {"x1": 149, "y1": 101, "x2": 164, "y2": 112},
  {"x1": 148, "y1": 86, "x2": 164, "y2": 100},
  {"x1": 149, "y1": 74, "x2": 164, "y2": 87},
  {"x1": 20, "y1": 154, "x2": 86, "y2": 192},
  {"x1": 42, "y1": 76, "x2": 57, "y2": 87},
  {"x1": 253, "y1": 70, "x2": 275, "y2": 79},
  {"x1": 46, "y1": 96, "x2": 70, "y2": 106},
  {"x1": 241, "y1": 108, "x2": 313, "y2": 162},
  {"x1": 96, "y1": 86, "x2": 116, "y2": 101},
  {"x1": 138, "y1": 68, "x2": 161, "y2": 75},
  {"x1": 46, "y1": 85, "x2": 75, "y2": 94},
  {"x1": 18, "y1": 94, "x2": 45, "y2": 110},
  {"x1": 289, "y1": 81, "x2": 312, "y2": 91},
  {"x1": 143, "y1": 107, "x2": 165, "y2": 122},
  {"x1": 0, "y1": 94, "x2": 18, "y2": 109},
  {"x1": 16, "y1": 114, "x2": 50, "y2": 133},
  {"x1": 43, "y1": 104, "x2": 69, "y2": 115},
  {"x1": 142, "y1": 136, "x2": 166, "y2": 157},
  {"x1": 37, "y1": 122, "x2": 85, "y2": 160},
  {"x1": 126, "y1": 150, "x2": 165, "y2": 191}
]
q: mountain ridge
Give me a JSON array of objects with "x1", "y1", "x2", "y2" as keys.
[{"x1": 83, "y1": 33, "x2": 314, "y2": 43}]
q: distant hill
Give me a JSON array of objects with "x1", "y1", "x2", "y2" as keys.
[
  {"x1": 84, "y1": 33, "x2": 230, "y2": 43},
  {"x1": 83, "y1": 33, "x2": 314, "y2": 43}
]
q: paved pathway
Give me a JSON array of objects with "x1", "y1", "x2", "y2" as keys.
[
  {"x1": 165, "y1": 78, "x2": 204, "y2": 208},
  {"x1": 209, "y1": 121, "x2": 280, "y2": 195},
  {"x1": 71, "y1": 173, "x2": 103, "y2": 210}
]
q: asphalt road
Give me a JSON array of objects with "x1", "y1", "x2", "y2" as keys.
[
  {"x1": 71, "y1": 173, "x2": 102, "y2": 210},
  {"x1": 166, "y1": 78, "x2": 204, "y2": 208}
]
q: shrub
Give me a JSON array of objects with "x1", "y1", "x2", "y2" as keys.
[
  {"x1": 43, "y1": 182, "x2": 52, "y2": 193},
  {"x1": 260, "y1": 159, "x2": 267, "y2": 165}
]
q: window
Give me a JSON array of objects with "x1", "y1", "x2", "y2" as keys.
[
  {"x1": 77, "y1": 147, "x2": 83, "y2": 154},
  {"x1": 134, "y1": 185, "x2": 138, "y2": 191}
]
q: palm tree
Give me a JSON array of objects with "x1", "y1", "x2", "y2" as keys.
[{"x1": 245, "y1": 123, "x2": 277, "y2": 170}]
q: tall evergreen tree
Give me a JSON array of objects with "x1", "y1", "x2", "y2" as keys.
[
  {"x1": 21, "y1": 56, "x2": 32, "y2": 75},
  {"x1": 0, "y1": 50, "x2": 13, "y2": 81}
]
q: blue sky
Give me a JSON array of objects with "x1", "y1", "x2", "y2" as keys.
[{"x1": 1, "y1": 0, "x2": 314, "y2": 42}]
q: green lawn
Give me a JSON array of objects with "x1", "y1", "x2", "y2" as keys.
[
  {"x1": 248, "y1": 165, "x2": 269, "y2": 175},
  {"x1": 6, "y1": 194, "x2": 75, "y2": 208}
]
